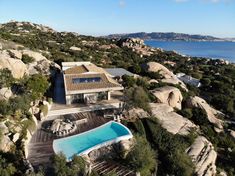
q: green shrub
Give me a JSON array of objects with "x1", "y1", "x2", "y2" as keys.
[
  {"x1": 39, "y1": 105, "x2": 48, "y2": 117},
  {"x1": 122, "y1": 75, "x2": 136, "y2": 88},
  {"x1": 48, "y1": 98, "x2": 53, "y2": 104},
  {"x1": 0, "y1": 155, "x2": 16, "y2": 176},
  {"x1": 0, "y1": 68, "x2": 14, "y2": 88},
  {"x1": 21, "y1": 117, "x2": 36, "y2": 134},
  {"x1": 142, "y1": 118, "x2": 194, "y2": 176},
  {"x1": 50, "y1": 153, "x2": 86, "y2": 176},
  {"x1": 124, "y1": 86, "x2": 150, "y2": 112},
  {"x1": 200, "y1": 78, "x2": 211, "y2": 86},
  {"x1": 126, "y1": 135, "x2": 157, "y2": 175},
  {"x1": 178, "y1": 108, "x2": 193, "y2": 119},
  {"x1": 21, "y1": 54, "x2": 35, "y2": 64},
  {"x1": 25, "y1": 74, "x2": 50, "y2": 100}
]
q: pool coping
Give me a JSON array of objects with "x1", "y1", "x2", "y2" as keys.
[{"x1": 52, "y1": 121, "x2": 133, "y2": 160}]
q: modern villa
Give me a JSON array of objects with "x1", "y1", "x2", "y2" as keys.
[
  {"x1": 28, "y1": 62, "x2": 135, "y2": 175},
  {"x1": 62, "y1": 62, "x2": 124, "y2": 104}
]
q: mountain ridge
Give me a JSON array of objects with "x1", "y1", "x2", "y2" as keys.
[{"x1": 106, "y1": 32, "x2": 234, "y2": 42}]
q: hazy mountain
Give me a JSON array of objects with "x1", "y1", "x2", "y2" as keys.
[{"x1": 107, "y1": 32, "x2": 233, "y2": 41}]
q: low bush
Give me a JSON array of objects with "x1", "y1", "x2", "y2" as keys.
[{"x1": 21, "y1": 54, "x2": 35, "y2": 64}]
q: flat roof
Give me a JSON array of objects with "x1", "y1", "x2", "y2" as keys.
[
  {"x1": 64, "y1": 73, "x2": 122, "y2": 93},
  {"x1": 105, "y1": 68, "x2": 134, "y2": 77}
]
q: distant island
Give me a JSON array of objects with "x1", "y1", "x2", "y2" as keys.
[{"x1": 107, "y1": 32, "x2": 234, "y2": 42}]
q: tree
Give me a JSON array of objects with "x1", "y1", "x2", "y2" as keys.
[
  {"x1": 191, "y1": 108, "x2": 209, "y2": 126},
  {"x1": 178, "y1": 108, "x2": 193, "y2": 119},
  {"x1": 25, "y1": 74, "x2": 49, "y2": 100},
  {"x1": 126, "y1": 135, "x2": 157, "y2": 175},
  {"x1": 136, "y1": 77, "x2": 149, "y2": 90},
  {"x1": 0, "y1": 68, "x2": 14, "y2": 88},
  {"x1": 51, "y1": 153, "x2": 87, "y2": 176},
  {"x1": 69, "y1": 155, "x2": 86, "y2": 176},
  {"x1": 142, "y1": 118, "x2": 194, "y2": 176},
  {"x1": 130, "y1": 64, "x2": 141, "y2": 74},
  {"x1": 0, "y1": 155, "x2": 16, "y2": 176},
  {"x1": 200, "y1": 78, "x2": 211, "y2": 86},
  {"x1": 124, "y1": 86, "x2": 150, "y2": 112},
  {"x1": 122, "y1": 75, "x2": 136, "y2": 88},
  {"x1": 51, "y1": 153, "x2": 70, "y2": 176}
]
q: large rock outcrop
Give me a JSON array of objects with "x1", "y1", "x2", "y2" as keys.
[
  {"x1": 142, "y1": 62, "x2": 188, "y2": 90},
  {"x1": 0, "y1": 50, "x2": 28, "y2": 78},
  {"x1": 120, "y1": 38, "x2": 154, "y2": 56},
  {"x1": 22, "y1": 50, "x2": 60, "y2": 75},
  {"x1": 186, "y1": 136, "x2": 217, "y2": 176},
  {"x1": 150, "y1": 103, "x2": 197, "y2": 135},
  {"x1": 151, "y1": 86, "x2": 183, "y2": 109},
  {"x1": 186, "y1": 96, "x2": 224, "y2": 130},
  {"x1": 123, "y1": 108, "x2": 149, "y2": 120}
]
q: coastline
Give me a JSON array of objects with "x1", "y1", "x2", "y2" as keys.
[{"x1": 145, "y1": 40, "x2": 235, "y2": 63}]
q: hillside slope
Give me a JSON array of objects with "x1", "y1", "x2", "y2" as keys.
[{"x1": 0, "y1": 21, "x2": 235, "y2": 176}]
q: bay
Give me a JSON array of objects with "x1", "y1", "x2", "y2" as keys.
[{"x1": 145, "y1": 40, "x2": 235, "y2": 63}]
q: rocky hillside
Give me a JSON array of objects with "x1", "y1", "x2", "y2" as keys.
[{"x1": 0, "y1": 21, "x2": 235, "y2": 176}]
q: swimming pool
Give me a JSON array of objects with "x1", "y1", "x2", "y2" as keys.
[{"x1": 53, "y1": 121, "x2": 133, "y2": 160}]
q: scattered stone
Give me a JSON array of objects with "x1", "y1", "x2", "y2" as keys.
[
  {"x1": 0, "y1": 122, "x2": 14, "y2": 152},
  {"x1": 228, "y1": 129, "x2": 235, "y2": 139},
  {"x1": 148, "y1": 79, "x2": 159, "y2": 84},
  {"x1": 0, "y1": 122, "x2": 9, "y2": 134},
  {"x1": 0, "y1": 135, "x2": 14, "y2": 152},
  {"x1": 0, "y1": 87, "x2": 13, "y2": 100},
  {"x1": 12, "y1": 133, "x2": 20, "y2": 143},
  {"x1": 69, "y1": 46, "x2": 81, "y2": 51},
  {"x1": 218, "y1": 171, "x2": 227, "y2": 176},
  {"x1": 98, "y1": 44, "x2": 118, "y2": 50}
]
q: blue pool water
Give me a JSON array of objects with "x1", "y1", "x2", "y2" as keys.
[
  {"x1": 145, "y1": 40, "x2": 235, "y2": 63},
  {"x1": 53, "y1": 121, "x2": 132, "y2": 160}
]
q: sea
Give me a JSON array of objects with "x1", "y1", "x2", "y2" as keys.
[{"x1": 145, "y1": 40, "x2": 235, "y2": 63}]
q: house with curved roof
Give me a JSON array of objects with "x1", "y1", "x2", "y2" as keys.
[{"x1": 62, "y1": 62, "x2": 124, "y2": 104}]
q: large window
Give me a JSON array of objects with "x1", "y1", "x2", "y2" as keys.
[
  {"x1": 72, "y1": 77, "x2": 101, "y2": 84},
  {"x1": 71, "y1": 94, "x2": 83, "y2": 103}
]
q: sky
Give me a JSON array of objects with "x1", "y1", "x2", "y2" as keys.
[{"x1": 0, "y1": 0, "x2": 234, "y2": 37}]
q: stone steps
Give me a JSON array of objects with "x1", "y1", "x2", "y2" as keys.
[{"x1": 92, "y1": 160, "x2": 136, "y2": 176}]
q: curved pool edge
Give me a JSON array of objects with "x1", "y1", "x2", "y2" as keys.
[{"x1": 52, "y1": 121, "x2": 133, "y2": 159}]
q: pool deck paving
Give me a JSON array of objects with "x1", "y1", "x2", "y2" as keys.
[{"x1": 27, "y1": 112, "x2": 110, "y2": 168}]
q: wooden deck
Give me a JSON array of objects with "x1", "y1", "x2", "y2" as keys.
[{"x1": 27, "y1": 111, "x2": 110, "y2": 169}]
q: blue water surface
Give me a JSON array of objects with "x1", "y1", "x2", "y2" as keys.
[
  {"x1": 145, "y1": 40, "x2": 235, "y2": 63},
  {"x1": 53, "y1": 122, "x2": 131, "y2": 160}
]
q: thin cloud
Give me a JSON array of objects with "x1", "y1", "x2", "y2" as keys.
[
  {"x1": 174, "y1": 0, "x2": 189, "y2": 3},
  {"x1": 119, "y1": 0, "x2": 126, "y2": 7},
  {"x1": 173, "y1": 0, "x2": 234, "y2": 3}
]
